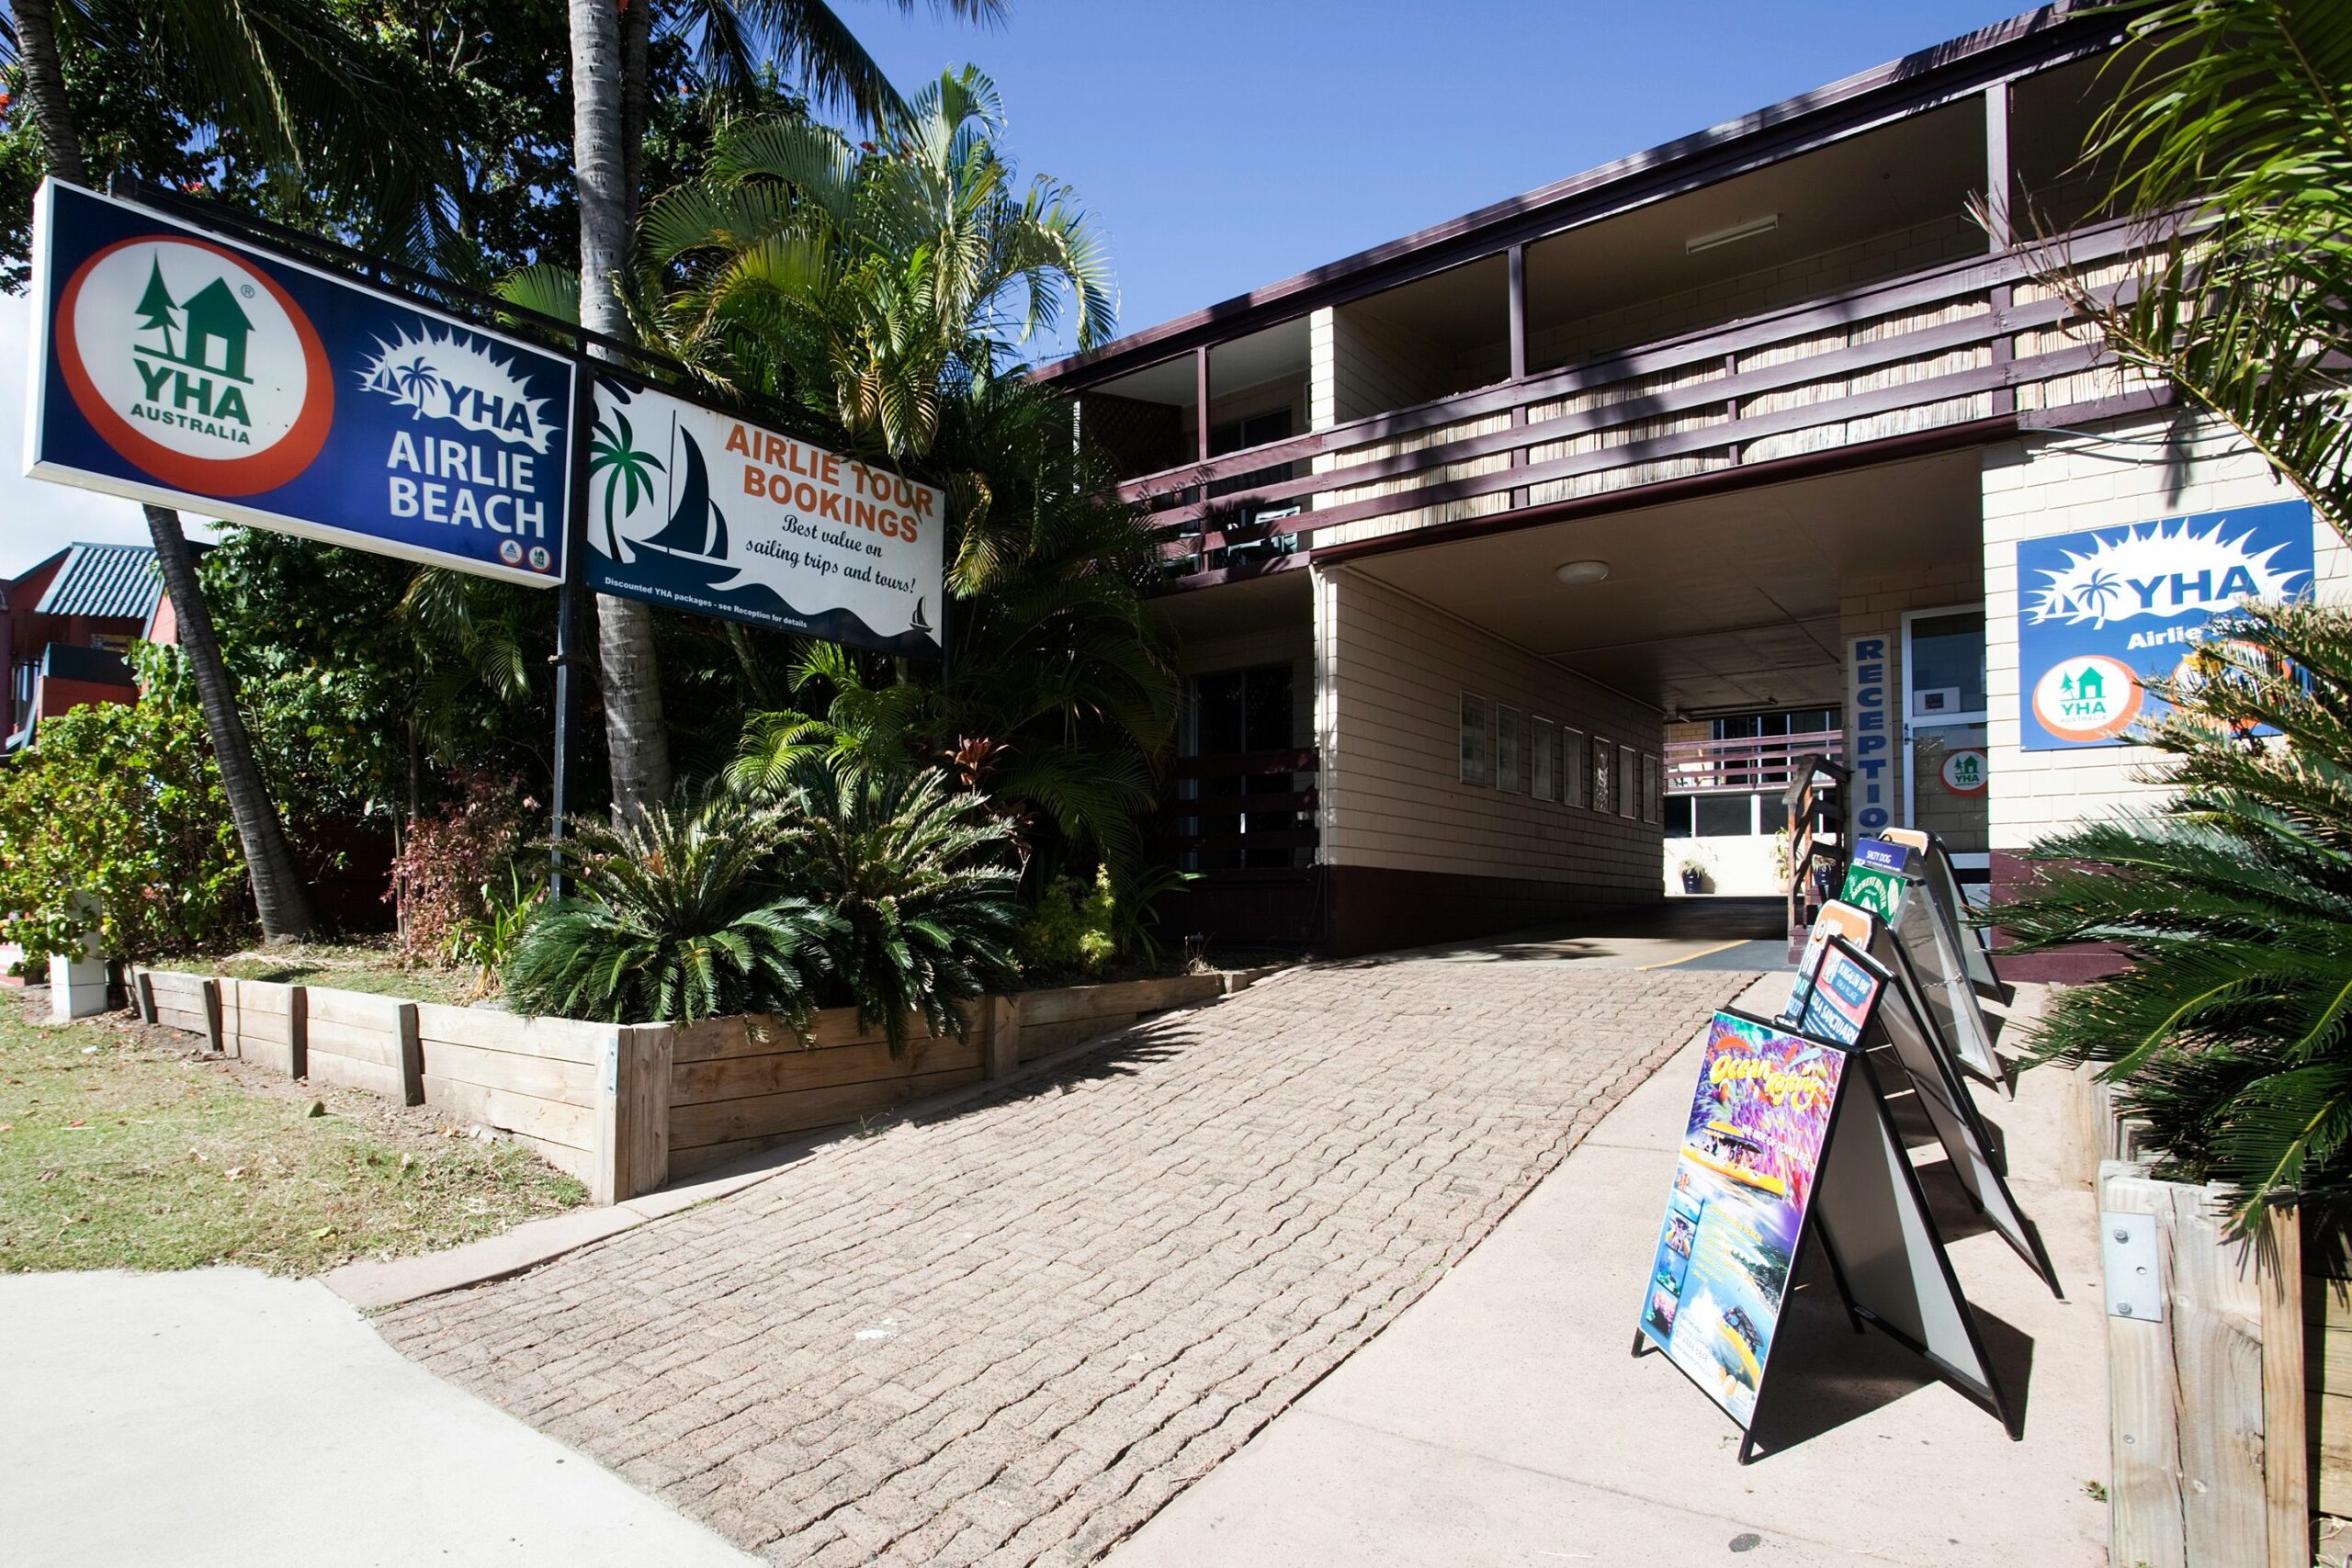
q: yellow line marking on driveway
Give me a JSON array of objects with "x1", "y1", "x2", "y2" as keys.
[{"x1": 1635, "y1": 938, "x2": 1752, "y2": 971}]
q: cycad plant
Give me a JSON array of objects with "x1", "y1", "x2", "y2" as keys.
[
  {"x1": 2000, "y1": 601, "x2": 2352, "y2": 1236},
  {"x1": 503, "y1": 789, "x2": 840, "y2": 1025},
  {"x1": 770, "y1": 761, "x2": 1022, "y2": 1055}
]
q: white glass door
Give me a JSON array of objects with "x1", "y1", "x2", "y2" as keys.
[{"x1": 1901, "y1": 606, "x2": 1990, "y2": 891}]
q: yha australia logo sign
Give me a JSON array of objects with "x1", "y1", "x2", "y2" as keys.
[
  {"x1": 54, "y1": 235, "x2": 332, "y2": 496},
  {"x1": 27, "y1": 181, "x2": 576, "y2": 588},
  {"x1": 2013, "y1": 500, "x2": 2314, "y2": 751}
]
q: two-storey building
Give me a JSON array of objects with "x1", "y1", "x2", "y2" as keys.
[{"x1": 1040, "y1": 4, "x2": 2346, "y2": 971}]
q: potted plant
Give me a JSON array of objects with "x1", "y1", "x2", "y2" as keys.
[{"x1": 1678, "y1": 857, "x2": 1709, "y2": 895}]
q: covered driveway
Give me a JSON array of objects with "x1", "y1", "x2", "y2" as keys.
[{"x1": 380, "y1": 960, "x2": 1751, "y2": 1566}]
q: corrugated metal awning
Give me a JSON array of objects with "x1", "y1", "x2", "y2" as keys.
[{"x1": 32, "y1": 543, "x2": 165, "y2": 621}]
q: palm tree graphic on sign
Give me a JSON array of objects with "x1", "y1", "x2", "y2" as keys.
[
  {"x1": 390, "y1": 355, "x2": 438, "y2": 415},
  {"x1": 590, "y1": 412, "x2": 664, "y2": 558},
  {"x1": 2069, "y1": 567, "x2": 2121, "y2": 622}
]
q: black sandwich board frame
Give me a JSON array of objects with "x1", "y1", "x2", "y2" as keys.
[
  {"x1": 1789, "y1": 931, "x2": 2062, "y2": 1298},
  {"x1": 1875, "y1": 852, "x2": 2010, "y2": 1096},
  {"x1": 1632, "y1": 1001, "x2": 2017, "y2": 1464},
  {"x1": 1887, "y1": 828, "x2": 2009, "y2": 1005}
]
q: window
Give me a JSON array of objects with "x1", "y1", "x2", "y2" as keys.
[
  {"x1": 1460, "y1": 693, "x2": 1491, "y2": 785},
  {"x1": 1694, "y1": 794, "x2": 1760, "y2": 837},
  {"x1": 1562, "y1": 728, "x2": 1584, "y2": 807},
  {"x1": 1643, "y1": 754, "x2": 1662, "y2": 824},
  {"x1": 1531, "y1": 718, "x2": 1556, "y2": 802},
  {"x1": 1496, "y1": 705, "x2": 1521, "y2": 793},
  {"x1": 1590, "y1": 736, "x2": 1611, "y2": 812},
  {"x1": 1617, "y1": 745, "x2": 1638, "y2": 818},
  {"x1": 1665, "y1": 796, "x2": 1694, "y2": 839}
]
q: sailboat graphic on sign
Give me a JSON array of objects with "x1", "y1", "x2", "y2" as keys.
[
  {"x1": 639, "y1": 420, "x2": 729, "y2": 561},
  {"x1": 909, "y1": 597, "x2": 931, "y2": 635}
]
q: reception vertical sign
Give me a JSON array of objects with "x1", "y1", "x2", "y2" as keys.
[{"x1": 1845, "y1": 634, "x2": 1892, "y2": 836}]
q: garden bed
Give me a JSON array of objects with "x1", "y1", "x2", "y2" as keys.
[{"x1": 132, "y1": 964, "x2": 1291, "y2": 1202}]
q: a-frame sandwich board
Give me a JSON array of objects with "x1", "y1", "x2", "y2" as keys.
[
  {"x1": 1631, "y1": 1006, "x2": 2016, "y2": 1464},
  {"x1": 1842, "y1": 839, "x2": 2007, "y2": 1092},
  {"x1": 1883, "y1": 826, "x2": 2007, "y2": 1003},
  {"x1": 1784, "y1": 912, "x2": 2062, "y2": 1299}
]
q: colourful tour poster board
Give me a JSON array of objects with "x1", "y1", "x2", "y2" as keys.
[
  {"x1": 1839, "y1": 837, "x2": 1912, "y2": 921},
  {"x1": 1885, "y1": 827, "x2": 2002, "y2": 998},
  {"x1": 1636, "y1": 1011, "x2": 1848, "y2": 1429},
  {"x1": 1784, "y1": 916, "x2": 1885, "y2": 1051},
  {"x1": 2016, "y1": 499, "x2": 2313, "y2": 750},
  {"x1": 26, "y1": 180, "x2": 574, "y2": 588},
  {"x1": 583, "y1": 377, "x2": 944, "y2": 660}
]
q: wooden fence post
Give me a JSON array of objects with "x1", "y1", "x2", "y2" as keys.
[
  {"x1": 2264, "y1": 1205, "x2": 2309, "y2": 1568},
  {"x1": 2102, "y1": 1161, "x2": 2274, "y2": 1568},
  {"x1": 199, "y1": 978, "x2": 224, "y2": 1055},
  {"x1": 594, "y1": 1025, "x2": 673, "y2": 1205},
  {"x1": 286, "y1": 986, "x2": 309, "y2": 1082},
  {"x1": 395, "y1": 1002, "x2": 424, "y2": 1107},
  {"x1": 132, "y1": 967, "x2": 157, "y2": 1025},
  {"x1": 985, "y1": 996, "x2": 1021, "y2": 1079}
]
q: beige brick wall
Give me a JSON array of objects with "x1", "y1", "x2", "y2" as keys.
[
  {"x1": 1314, "y1": 564, "x2": 1663, "y2": 895},
  {"x1": 1981, "y1": 412, "x2": 2352, "y2": 852}
]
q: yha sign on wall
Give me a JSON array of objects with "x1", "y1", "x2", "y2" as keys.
[
  {"x1": 24, "y1": 180, "x2": 574, "y2": 587},
  {"x1": 2015, "y1": 500, "x2": 2314, "y2": 750},
  {"x1": 585, "y1": 378, "x2": 943, "y2": 660}
]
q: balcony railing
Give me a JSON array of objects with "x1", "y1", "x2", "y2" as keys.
[
  {"x1": 1124, "y1": 215, "x2": 2165, "y2": 587},
  {"x1": 1666, "y1": 730, "x2": 1844, "y2": 796},
  {"x1": 1151, "y1": 746, "x2": 1319, "y2": 871}
]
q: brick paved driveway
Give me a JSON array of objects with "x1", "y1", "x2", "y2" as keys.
[{"x1": 381, "y1": 961, "x2": 1752, "y2": 1567}]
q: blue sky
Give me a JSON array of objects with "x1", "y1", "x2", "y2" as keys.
[{"x1": 2, "y1": 0, "x2": 2026, "y2": 576}]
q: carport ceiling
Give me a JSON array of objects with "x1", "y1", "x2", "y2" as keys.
[{"x1": 1341, "y1": 449, "x2": 1984, "y2": 715}]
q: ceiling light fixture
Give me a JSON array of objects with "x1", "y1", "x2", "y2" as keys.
[
  {"x1": 1685, "y1": 214, "x2": 1780, "y2": 254},
  {"x1": 1555, "y1": 559, "x2": 1611, "y2": 586}
]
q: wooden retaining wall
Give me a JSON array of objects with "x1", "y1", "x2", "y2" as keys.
[{"x1": 130, "y1": 964, "x2": 1279, "y2": 1205}]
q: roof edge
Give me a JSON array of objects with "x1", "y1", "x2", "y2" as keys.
[{"x1": 1036, "y1": 2, "x2": 2121, "y2": 388}]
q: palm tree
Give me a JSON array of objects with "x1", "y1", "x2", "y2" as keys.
[
  {"x1": 4, "y1": 0, "x2": 401, "y2": 939},
  {"x1": 639, "y1": 66, "x2": 1117, "y2": 458},
  {"x1": 2032, "y1": 0, "x2": 2352, "y2": 537},
  {"x1": 569, "y1": 1, "x2": 1004, "y2": 820},
  {"x1": 1999, "y1": 0, "x2": 2352, "y2": 1243}
]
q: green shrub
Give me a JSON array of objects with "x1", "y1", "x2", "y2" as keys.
[
  {"x1": 1019, "y1": 870, "x2": 1118, "y2": 976},
  {"x1": 771, "y1": 761, "x2": 1022, "y2": 1055},
  {"x1": 502, "y1": 791, "x2": 838, "y2": 1025},
  {"x1": 0, "y1": 648, "x2": 245, "y2": 964}
]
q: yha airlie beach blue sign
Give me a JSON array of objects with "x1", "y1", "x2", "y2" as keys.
[
  {"x1": 24, "y1": 180, "x2": 574, "y2": 587},
  {"x1": 2015, "y1": 499, "x2": 2315, "y2": 750},
  {"x1": 585, "y1": 378, "x2": 944, "y2": 660}
]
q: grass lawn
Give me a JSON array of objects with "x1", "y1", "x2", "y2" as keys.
[{"x1": 0, "y1": 990, "x2": 584, "y2": 1275}]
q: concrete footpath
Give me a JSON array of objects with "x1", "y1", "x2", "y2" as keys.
[
  {"x1": 0, "y1": 1268, "x2": 756, "y2": 1568},
  {"x1": 1103, "y1": 974, "x2": 2109, "y2": 1568}
]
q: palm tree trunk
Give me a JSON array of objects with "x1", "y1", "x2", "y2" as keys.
[
  {"x1": 145, "y1": 505, "x2": 316, "y2": 938},
  {"x1": 13, "y1": 0, "x2": 85, "y2": 186},
  {"x1": 570, "y1": 0, "x2": 672, "y2": 819},
  {"x1": 17, "y1": 0, "x2": 315, "y2": 942}
]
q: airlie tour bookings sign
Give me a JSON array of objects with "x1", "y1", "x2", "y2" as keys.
[
  {"x1": 585, "y1": 378, "x2": 944, "y2": 660},
  {"x1": 2016, "y1": 500, "x2": 2313, "y2": 750},
  {"x1": 25, "y1": 180, "x2": 574, "y2": 587}
]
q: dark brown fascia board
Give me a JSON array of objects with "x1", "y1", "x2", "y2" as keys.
[
  {"x1": 1037, "y1": 2, "x2": 2126, "y2": 390},
  {"x1": 1300, "y1": 384, "x2": 2175, "y2": 576}
]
